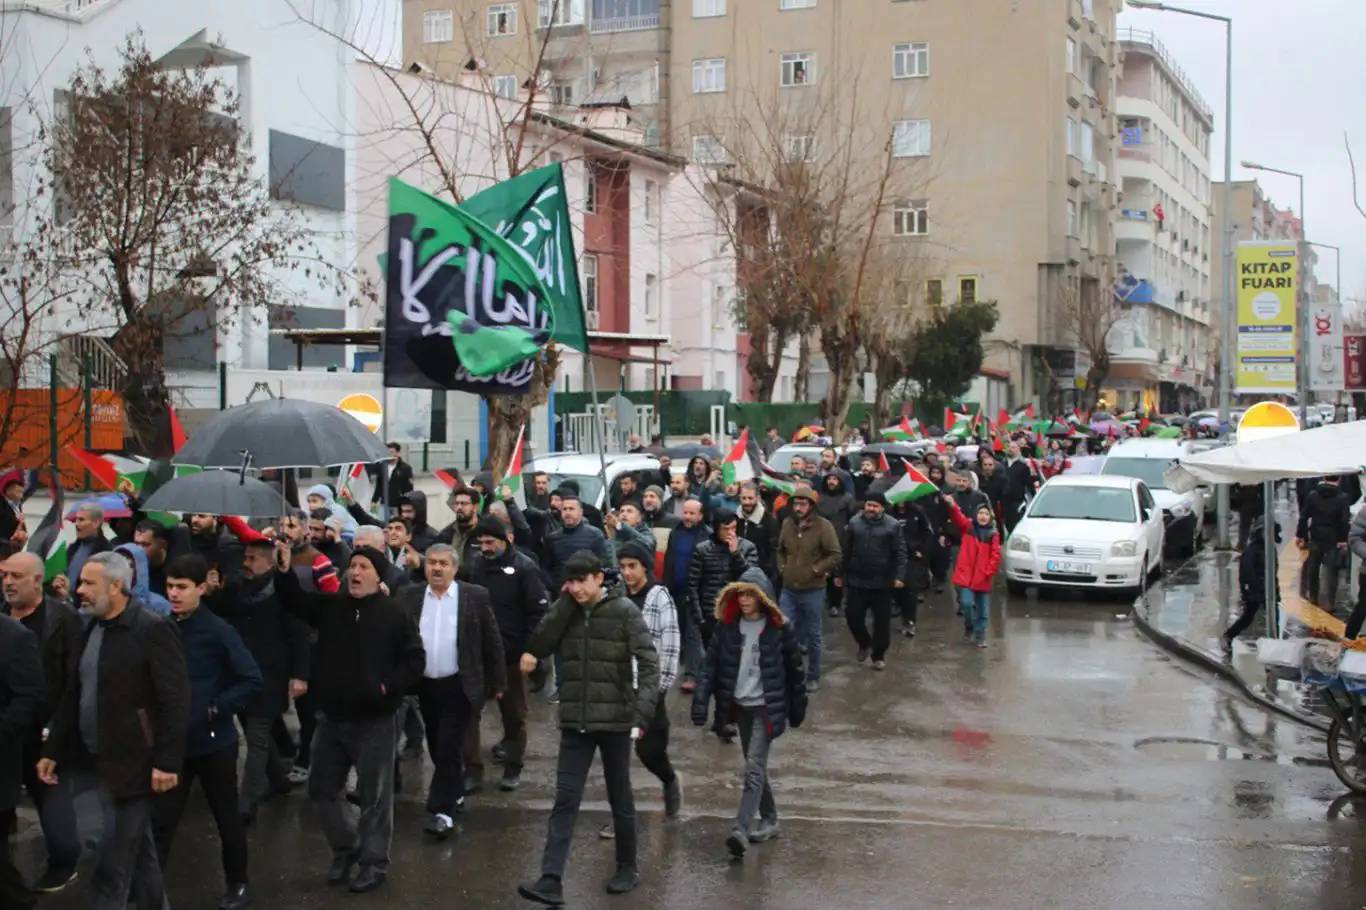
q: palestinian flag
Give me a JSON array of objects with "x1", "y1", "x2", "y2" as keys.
[
  {"x1": 339, "y1": 463, "x2": 375, "y2": 506},
  {"x1": 1002, "y1": 404, "x2": 1036, "y2": 428},
  {"x1": 944, "y1": 414, "x2": 974, "y2": 440},
  {"x1": 65, "y1": 449, "x2": 200, "y2": 497},
  {"x1": 26, "y1": 474, "x2": 75, "y2": 582},
  {"x1": 880, "y1": 417, "x2": 920, "y2": 441},
  {"x1": 942, "y1": 409, "x2": 959, "y2": 434},
  {"x1": 758, "y1": 474, "x2": 799, "y2": 497},
  {"x1": 721, "y1": 429, "x2": 755, "y2": 486},
  {"x1": 878, "y1": 451, "x2": 891, "y2": 472},
  {"x1": 886, "y1": 461, "x2": 939, "y2": 505},
  {"x1": 500, "y1": 425, "x2": 526, "y2": 496}
]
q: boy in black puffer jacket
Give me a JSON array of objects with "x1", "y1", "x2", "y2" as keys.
[{"x1": 692, "y1": 568, "x2": 806, "y2": 860}]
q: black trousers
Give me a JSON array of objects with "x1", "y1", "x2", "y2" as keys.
[
  {"x1": 1303, "y1": 543, "x2": 1343, "y2": 608},
  {"x1": 0, "y1": 809, "x2": 35, "y2": 910},
  {"x1": 927, "y1": 544, "x2": 951, "y2": 585},
  {"x1": 894, "y1": 581, "x2": 918, "y2": 625},
  {"x1": 826, "y1": 576, "x2": 844, "y2": 611},
  {"x1": 294, "y1": 690, "x2": 318, "y2": 769},
  {"x1": 634, "y1": 697, "x2": 674, "y2": 787},
  {"x1": 1226, "y1": 600, "x2": 1265, "y2": 640},
  {"x1": 418, "y1": 674, "x2": 474, "y2": 817},
  {"x1": 540, "y1": 730, "x2": 635, "y2": 880},
  {"x1": 152, "y1": 744, "x2": 249, "y2": 886},
  {"x1": 846, "y1": 586, "x2": 893, "y2": 661},
  {"x1": 1347, "y1": 576, "x2": 1366, "y2": 640}
]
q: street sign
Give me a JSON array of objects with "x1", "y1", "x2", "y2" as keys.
[
  {"x1": 338, "y1": 393, "x2": 384, "y2": 434},
  {"x1": 1309, "y1": 303, "x2": 1345, "y2": 392},
  {"x1": 1347, "y1": 335, "x2": 1366, "y2": 391},
  {"x1": 1236, "y1": 401, "x2": 1300, "y2": 445}
]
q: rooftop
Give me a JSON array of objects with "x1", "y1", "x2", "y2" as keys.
[{"x1": 1118, "y1": 27, "x2": 1214, "y2": 127}]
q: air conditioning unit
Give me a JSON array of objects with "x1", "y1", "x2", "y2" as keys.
[{"x1": 586, "y1": 310, "x2": 600, "y2": 329}]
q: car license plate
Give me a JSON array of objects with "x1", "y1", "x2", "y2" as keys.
[{"x1": 1046, "y1": 560, "x2": 1092, "y2": 575}]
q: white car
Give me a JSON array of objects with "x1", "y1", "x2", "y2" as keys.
[
  {"x1": 519, "y1": 452, "x2": 663, "y2": 512},
  {"x1": 1004, "y1": 474, "x2": 1165, "y2": 597},
  {"x1": 1099, "y1": 438, "x2": 1206, "y2": 556}
]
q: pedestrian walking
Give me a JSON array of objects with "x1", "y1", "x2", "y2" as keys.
[
  {"x1": 736, "y1": 483, "x2": 780, "y2": 586},
  {"x1": 1223, "y1": 515, "x2": 1280, "y2": 651},
  {"x1": 815, "y1": 473, "x2": 856, "y2": 617},
  {"x1": 945, "y1": 496, "x2": 1002, "y2": 648},
  {"x1": 1, "y1": 551, "x2": 83, "y2": 894},
  {"x1": 516, "y1": 551, "x2": 660, "y2": 906},
  {"x1": 152, "y1": 554, "x2": 261, "y2": 910},
  {"x1": 37, "y1": 551, "x2": 190, "y2": 910},
  {"x1": 282, "y1": 544, "x2": 425, "y2": 894},
  {"x1": 1297, "y1": 475, "x2": 1351, "y2": 607},
  {"x1": 889, "y1": 496, "x2": 932, "y2": 638},
  {"x1": 0, "y1": 606, "x2": 45, "y2": 910},
  {"x1": 691, "y1": 568, "x2": 806, "y2": 858},
  {"x1": 401, "y1": 543, "x2": 506, "y2": 839},
  {"x1": 840, "y1": 494, "x2": 908, "y2": 670},
  {"x1": 208, "y1": 539, "x2": 311, "y2": 825},
  {"x1": 602, "y1": 539, "x2": 682, "y2": 838},
  {"x1": 464, "y1": 516, "x2": 547, "y2": 793},
  {"x1": 662, "y1": 499, "x2": 706, "y2": 691},
  {"x1": 775, "y1": 484, "x2": 842, "y2": 692}
]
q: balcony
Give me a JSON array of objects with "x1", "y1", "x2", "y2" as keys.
[{"x1": 590, "y1": 13, "x2": 660, "y2": 33}]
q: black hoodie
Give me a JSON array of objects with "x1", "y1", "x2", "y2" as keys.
[
  {"x1": 401, "y1": 491, "x2": 441, "y2": 552},
  {"x1": 1297, "y1": 481, "x2": 1351, "y2": 546}
]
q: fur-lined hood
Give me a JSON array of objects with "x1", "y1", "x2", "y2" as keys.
[{"x1": 714, "y1": 567, "x2": 784, "y2": 625}]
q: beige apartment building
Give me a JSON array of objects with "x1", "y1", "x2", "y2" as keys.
[{"x1": 401, "y1": 0, "x2": 1124, "y2": 402}]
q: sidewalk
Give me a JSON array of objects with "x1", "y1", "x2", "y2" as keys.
[{"x1": 1131, "y1": 545, "x2": 1336, "y2": 732}]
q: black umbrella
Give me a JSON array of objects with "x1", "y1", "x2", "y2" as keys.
[
  {"x1": 172, "y1": 398, "x2": 390, "y2": 469},
  {"x1": 142, "y1": 470, "x2": 289, "y2": 518},
  {"x1": 665, "y1": 444, "x2": 723, "y2": 462}
]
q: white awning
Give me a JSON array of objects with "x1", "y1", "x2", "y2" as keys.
[{"x1": 1165, "y1": 421, "x2": 1366, "y2": 492}]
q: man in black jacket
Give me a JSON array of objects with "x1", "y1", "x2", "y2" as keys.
[
  {"x1": 397, "y1": 491, "x2": 441, "y2": 553},
  {"x1": 889, "y1": 497, "x2": 932, "y2": 638},
  {"x1": 464, "y1": 516, "x2": 547, "y2": 793},
  {"x1": 999, "y1": 442, "x2": 1037, "y2": 533},
  {"x1": 209, "y1": 539, "x2": 311, "y2": 824},
  {"x1": 541, "y1": 496, "x2": 612, "y2": 590},
  {"x1": 38, "y1": 551, "x2": 190, "y2": 910},
  {"x1": 641, "y1": 486, "x2": 680, "y2": 531},
  {"x1": 664, "y1": 500, "x2": 707, "y2": 691},
  {"x1": 1297, "y1": 475, "x2": 1353, "y2": 607},
  {"x1": 0, "y1": 606, "x2": 44, "y2": 909},
  {"x1": 974, "y1": 451, "x2": 1014, "y2": 527},
  {"x1": 370, "y1": 443, "x2": 414, "y2": 518},
  {"x1": 153, "y1": 555, "x2": 261, "y2": 910},
  {"x1": 2, "y1": 552, "x2": 82, "y2": 894},
  {"x1": 839, "y1": 495, "x2": 909, "y2": 669},
  {"x1": 281, "y1": 545, "x2": 425, "y2": 894},
  {"x1": 686, "y1": 509, "x2": 759, "y2": 654},
  {"x1": 737, "y1": 483, "x2": 779, "y2": 584}
]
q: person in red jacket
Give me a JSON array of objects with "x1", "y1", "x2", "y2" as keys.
[{"x1": 944, "y1": 495, "x2": 1001, "y2": 648}]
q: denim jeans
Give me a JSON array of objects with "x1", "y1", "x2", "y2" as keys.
[
  {"x1": 733, "y1": 706, "x2": 777, "y2": 835},
  {"x1": 959, "y1": 589, "x2": 990, "y2": 638},
  {"x1": 779, "y1": 586, "x2": 825, "y2": 682},
  {"x1": 91, "y1": 793, "x2": 164, "y2": 910}
]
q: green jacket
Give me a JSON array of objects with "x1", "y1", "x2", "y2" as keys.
[{"x1": 525, "y1": 588, "x2": 660, "y2": 733}]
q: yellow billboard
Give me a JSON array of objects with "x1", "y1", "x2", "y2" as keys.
[{"x1": 1235, "y1": 241, "x2": 1298, "y2": 394}]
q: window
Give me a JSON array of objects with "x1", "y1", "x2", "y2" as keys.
[
  {"x1": 583, "y1": 255, "x2": 598, "y2": 312},
  {"x1": 643, "y1": 178, "x2": 657, "y2": 221},
  {"x1": 959, "y1": 277, "x2": 977, "y2": 305},
  {"x1": 584, "y1": 166, "x2": 597, "y2": 213},
  {"x1": 492, "y1": 75, "x2": 518, "y2": 99},
  {"x1": 714, "y1": 371, "x2": 726, "y2": 389},
  {"x1": 538, "y1": 0, "x2": 584, "y2": 27},
  {"x1": 712, "y1": 284, "x2": 727, "y2": 326},
  {"x1": 692, "y1": 58, "x2": 726, "y2": 93},
  {"x1": 693, "y1": 0, "x2": 724, "y2": 15},
  {"x1": 926, "y1": 278, "x2": 944, "y2": 307},
  {"x1": 893, "y1": 42, "x2": 929, "y2": 79},
  {"x1": 1066, "y1": 116, "x2": 1078, "y2": 157},
  {"x1": 1066, "y1": 36, "x2": 1077, "y2": 74},
  {"x1": 548, "y1": 81, "x2": 575, "y2": 106},
  {"x1": 891, "y1": 119, "x2": 931, "y2": 157},
  {"x1": 892, "y1": 199, "x2": 928, "y2": 236},
  {"x1": 423, "y1": 9, "x2": 454, "y2": 42},
  {"x1": 487, "y1": 3, "x2": 517, "y2": 35},
  {"x1": 1079, "y1": 120, "x2": 1095, "y2": 173},
  {"x1": 780, "y1": 0, "x2": 815, "y2": 7},
  {"x1": 692, "y1": 134, "x2": 725, "y2": 164},
  {"x1": 1067, "y1": 199, "x2": 1077, "y2": 236},
  {"x1": 783, "y1": 131, "x2": 816, "y2": 162},
  {"x1": 644, "y1": 273, "x2": 658, "y2": 317},
  {"x1": 781, "y1": 52, "x2": 815, "y2": 87}
]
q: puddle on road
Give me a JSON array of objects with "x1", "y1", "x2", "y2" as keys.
[{"x1": 1134, "y1": 736, "x2": 1305, "y2": 766}]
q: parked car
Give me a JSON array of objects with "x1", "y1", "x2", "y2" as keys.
[
  {"x1": 520, "y1": 452, "x2": 662, "y2": 512},
  {"x1": 1004, "y1": 474, "x2": 1165, "y2": 597},
  {"x1": 1099, "y1": 438, "x2": 1206, "y2": 556},
  {"x1": 766, "y1": 442, "x2": 861, "y2": 474}
]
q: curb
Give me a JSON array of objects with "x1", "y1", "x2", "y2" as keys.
[{"x1": 1130, "y1": 595, "x2": 1329, "y2": 734}]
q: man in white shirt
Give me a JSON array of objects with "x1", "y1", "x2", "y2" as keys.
[{"x1": 400, "y1": 544, "x2": 505, "y2": 841}]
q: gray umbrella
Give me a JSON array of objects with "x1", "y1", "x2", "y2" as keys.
[
  {"x1": 172, "y1": 398, "x2": 390, "y2": 469},
  {"x1": 142, "y1": 470, "x2": 289, "y2": 518}
]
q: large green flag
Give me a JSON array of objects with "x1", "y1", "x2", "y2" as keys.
[
  {"x1": 462, "y1": 163, "x2": 591, "y2": 355},
  {"x1": 384, "y1": 177, "x2": 556, "y2": 382}
]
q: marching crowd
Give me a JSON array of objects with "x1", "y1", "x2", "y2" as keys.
[{"x1": 0, "y1": 430, "x2": 1071, "y2": 908}]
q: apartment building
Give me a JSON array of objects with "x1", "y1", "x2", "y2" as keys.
[
  {"x1": 1109, "y1": 27, "x2": 1214, "y2": 413},
  {"x1": 403, "y1": 0, "x2": 1123, "y2": 403}
]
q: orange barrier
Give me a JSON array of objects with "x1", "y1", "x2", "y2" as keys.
[{"x1": 0, "y1": 390, "x2": 125, "y2": 487}]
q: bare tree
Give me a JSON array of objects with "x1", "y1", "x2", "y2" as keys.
[
  {"x1": 861, "y1": 252, "x2": 943, "y2": 431},
  {"x1": 683, "y1": 65, "x2": 938, "y2": 430},
  {"x1": 36, "y1": 32, "x2": 359, "y2": 454},
  {"x1": 1055, "y1": 279, "x2": 1122, "y2": 406}
]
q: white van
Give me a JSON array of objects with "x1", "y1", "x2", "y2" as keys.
[{"x1": 1099, "y1": 438, "x2": 1207, "y2": 557}]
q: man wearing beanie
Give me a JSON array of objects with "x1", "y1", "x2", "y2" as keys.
[
  {"x1": 280, "y1": 544, "x2": 426, "y2": 894},
  {"x1": 463, "y1": 516, "x2": 547, "y2": 794},
  {"x1": 839, "y1": 493, "x2": 908, "y2": 671}
]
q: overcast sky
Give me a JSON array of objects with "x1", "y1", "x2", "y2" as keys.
[
  {"x1": 1120, "y1": 0, "x2": 1366, "y2": 307},
  {"x1": 356, "y1": 0, "x2": 1366, "y2": 302}
]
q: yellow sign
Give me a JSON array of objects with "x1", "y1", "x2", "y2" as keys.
[
  {"x1": 1236, "y1": 401, "x2": 1299, "y2": 444},
  {"x1": 338, "y1": 393, "x2": 383, "y2": 434},
  {"x1": 1235, "y1": 241, "x2": 1298, "y2": 394}
]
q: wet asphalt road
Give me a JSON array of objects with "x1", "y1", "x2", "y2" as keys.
[{"x1": 22, "y1": 563, "x2": 1366, "y2": 910}]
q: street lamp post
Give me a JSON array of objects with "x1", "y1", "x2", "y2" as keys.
[
  {"x1": 1128, "y1": 0, "x2": 1234, "y2": 549},
  {"x1": 1241, "y1": 160, "x2": 1307, "y2": 425}
]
